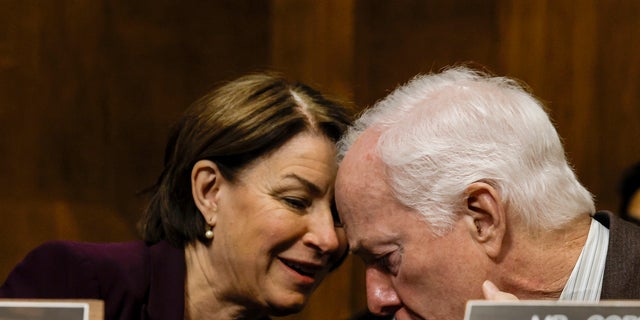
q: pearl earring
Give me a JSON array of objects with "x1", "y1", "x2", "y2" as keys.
[
  {"x1": 205, "y1": 214, "x2": 215, "y2": 240},
  {"x1": 205, "y1": 226, "x2": 214, "y2": 240}
]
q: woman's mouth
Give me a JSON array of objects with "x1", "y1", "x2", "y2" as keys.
[{"x1": 278, "y1": 258, "x2": 324, "y2": 283}]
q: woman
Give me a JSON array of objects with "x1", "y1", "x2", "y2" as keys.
[{"x1": 0, "y1": 73, "x2": 351, "y2": 319}]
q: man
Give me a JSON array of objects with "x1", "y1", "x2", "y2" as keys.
[{"x1": 335, "y1": 67, "x2": 640, "y2": 320}]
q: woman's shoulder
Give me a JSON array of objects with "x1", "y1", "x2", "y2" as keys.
[
  {"x1": 0, "y1": 240, "x2": 153, "y2": 299},
  {"x1": 29, "y1": 240, "x2": 149, "y2": 264},
  {"x1": 37, "y1": 240, "x2": 154, "y2": 282}
]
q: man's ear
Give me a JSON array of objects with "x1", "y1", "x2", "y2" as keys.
[
  {"x1": 463, "y1": 181, "x2": 506, "y2": 259},
  {"x1": 191, "y1": 159, "x2": 222, "y2": 226}
]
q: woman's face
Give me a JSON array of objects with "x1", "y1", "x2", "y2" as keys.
[{"x1": 209, "y1": 131, "x2": 347, "y2": 315}]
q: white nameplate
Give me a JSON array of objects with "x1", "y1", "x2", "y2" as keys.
[
  {"x1": 0, "y1": 299, "x2": 104, "y2": 320},
  {"x1": 465, "y1": 300, "x2": 640, "y2": 320}
]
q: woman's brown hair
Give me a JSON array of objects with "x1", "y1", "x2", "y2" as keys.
[{"x1": 139, "y1": 73, "x2": 351, "y2": 247}]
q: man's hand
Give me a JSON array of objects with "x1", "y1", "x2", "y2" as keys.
[{"x1": 482, "y1": 280, "x2": 519, "y2": 301}]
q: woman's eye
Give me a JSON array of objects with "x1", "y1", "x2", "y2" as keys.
[
  {"x1": 283, "y1": 197, "x2": 309, "y2": 210},
  {"x1": 331, "y1": 202, "x2": 344, "y2": 227}
]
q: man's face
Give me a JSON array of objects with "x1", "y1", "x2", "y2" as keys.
[{"x1": 335, "y1": 130, "x2": 486, "y2": 320}]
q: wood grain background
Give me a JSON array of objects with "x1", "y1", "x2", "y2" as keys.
[{"x1": 1, "y1": 1, "x2": 639, "y2": 319}]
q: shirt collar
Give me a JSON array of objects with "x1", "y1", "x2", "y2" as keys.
[{"x1": 559, "y1": 218, "x2": 609, "y2": 301}]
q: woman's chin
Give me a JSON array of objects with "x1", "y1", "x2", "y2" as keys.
[{"x1": 266, "y1": 295, "x2": 309, "y2": 316}]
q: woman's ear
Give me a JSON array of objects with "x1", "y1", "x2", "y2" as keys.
[
  {"x1": 463, "y1": 181, "x2": 506, "y2": 259},
  {"x1": 191, "y1": 160, "x2": 221, "y2": 226}
]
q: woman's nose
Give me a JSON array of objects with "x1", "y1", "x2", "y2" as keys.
[{"x1": 302, "y1": 206, "x2": 341, "y2": 256}]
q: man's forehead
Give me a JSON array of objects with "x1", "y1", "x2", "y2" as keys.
[
  {"x1": 338, "y1": 180, "x2": 405, "y2": 251},
  {"x1": 343, "y1": 210, "x2": 394, "y2": 253},
  {"x1": 344, "y1": 129, "x2": 381, "y2": 163},
  {"x1": 338, "y1": 130, "x2": 385, "y2": 187},
  {"x1": 336, "y1": 157, "x2": 388, "y2": 210},
  {"x1": 337, "y1": 129, "x2": 400, "y2": 246}
]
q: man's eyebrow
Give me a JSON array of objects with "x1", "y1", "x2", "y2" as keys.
[
  {"x1": 349, "y1": 245, "x2": 382, "y2": 265},
  {"x1": 349, "y1": 243, "x2": 363, "y2": 255},
  {"x1": 282, "y1": 173, "x2": 322, "y2": 195},
  {"x1": 349, "y1": 238, "x2": 397, "y2": 259},
  {"x1": 347, "y1": 240, "x2": 369, "y2": 257}
]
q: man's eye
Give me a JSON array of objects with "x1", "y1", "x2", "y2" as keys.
[
  {"x1": 375, "y1": 255, "x2": 391, "y2": 270},
  {"x1": 283, "y1": 197, "x2": 308, "y2": 210},
  {"x1": 331, "y1": 202, "x2": 344, "y2": 227},
  {"x1": 375, "y1": 252, "x2": 400, "y2": 275}
]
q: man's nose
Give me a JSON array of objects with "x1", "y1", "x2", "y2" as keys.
[{"x1": 366, "y1": 266, "x2": 402, "y2": 316}]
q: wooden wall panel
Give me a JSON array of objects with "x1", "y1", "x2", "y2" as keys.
[
  {"x1": 270, "y1": 0, "x2": 355, "y2": 101},
  {"x1": 354, "y1": 0, "x2": 501, "y2": 109},
  {"x1": 270, "y1": 2, "x2": 361, "y2": 319},
  {"x1": 2, "y1": 1, "x2": 640, "y2": 319},
  {"x1": 348, "y1": 3, "x2": 501, "y2": 316},
  {"x1": 593, "y1": 0, "x2": 640, "y2": 211},
  {"x1": 498, "y1": 0, "x2": 640, "y2": 213},
  {"x1": 0, "y1": 0, "x2": 270, "y2": 284}
]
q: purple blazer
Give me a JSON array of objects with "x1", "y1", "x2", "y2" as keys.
[{"x1": 0, "y1": 240, "x2": 185, "y2": 320}]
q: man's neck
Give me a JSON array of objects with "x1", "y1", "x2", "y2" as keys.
[{"x1": 497, "y1": 215, "x2": 593, "y2": 299}]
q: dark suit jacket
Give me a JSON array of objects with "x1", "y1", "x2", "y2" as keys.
[
  {"x1": 0, "y1": 240, "x2": 185, "y2": 320},
  {"x1": 595, "y1": 211, "x2": 640, "y2": 299}
]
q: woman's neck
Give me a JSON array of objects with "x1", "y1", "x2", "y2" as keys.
[{"x1": 183, "y1": 242, "x2": 266, "y2": 320}]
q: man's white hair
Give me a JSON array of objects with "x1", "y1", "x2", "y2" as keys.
[{"x1": 338, "y1": 66, "x2": 595, "y2": 235}]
